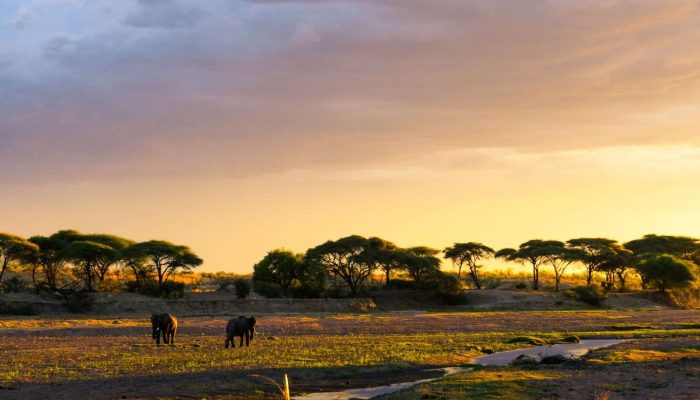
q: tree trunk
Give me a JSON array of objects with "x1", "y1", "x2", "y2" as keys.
[
  {"x1": 0, "y1": 258, "x2": 8, "y2": 284},
  {"x1": 532, "y1": 264, "x2": 539, "y2": 291},
  {"x1": 586, "y1": 266, "x2": 593, "y2": 286},
  {"x1": 470, "y1": 269, "x2": 482, "y2": 290},
  {"x1": 384, "y1": 268, "x2": 391, "y2": 288},
  {"x1": 85, "y1": 264, "x2": 93, "y2": 291},
  {"x1": 617, "y1": 271, "x2": 626, "y2": 292},
  {"x1": 31, "y1": 263, "x2": 39, "y2": 293}
]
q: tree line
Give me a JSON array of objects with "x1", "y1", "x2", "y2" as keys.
[
  {"x1": 0, "y1": 230, "x2": 202, "y2": 294},
  {"x1": 253, "y1": 234, "x2": 700, "y2": 298}
]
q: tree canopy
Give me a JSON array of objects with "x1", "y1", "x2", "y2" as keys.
[
  {"x1": 307, "y1": 235, "x2": 374, "y2": 297},
  {"x1": 634, "y1": 254, "x2": 697, "y2": 293},
  {"x1": 0, "y1": 233, "x2": 39, "y2": 285},
  {"x1": 123, "y1": 241, "x2": 203, "y2": 287},
  {"x1": 495, "y1": 240, "x2": 552, "y2": 290},
  {"x1": 443, "y1": 242, "x2": 494, "y2": 289}
]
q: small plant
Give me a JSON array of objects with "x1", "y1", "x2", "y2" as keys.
[
  {"x1": 233, "y1": 278, "x2": 251, "y2": 299},
  {"x1": 594, "y1": 390, "x2": 611, "y2": 400},
  {"x1": 572, "y1": 285, "x2": 608, "y2": 307},
  {"x1": 0, "y1": 303, "x2": 37, "y2": 316},
  {"x1": 248, "y1": 374, "x2": 291, "y2": 400},
  {"x1": 349, "y1": 298, "x2": 377, "y2": 312},
  {"x1": 2, "y1": 277, "x2": 29, "y2": 293},
  {"x1": 506, "y1": 336, "x2": 547, "y2": 345},
  {"x1": 514, "y1": 282, "x2": 528, "y2": 290}
]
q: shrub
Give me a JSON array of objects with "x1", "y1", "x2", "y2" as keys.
[
  {"x1": 61, "y1": 292, "x2": 96, "y2": 313},
  {"x1": 0, "y1": 303, "x2": 37, "y2": 316},
  {"x1": 506, "y1": 336, "x2": 547, "y2": 345},
  {"x1": 514, "y1": 282, "x2": 528, "y2": 290},
  {"x1": 233, "y1": 278, "x2": 251, "y2": 299},
  {"x1": 289, "y1": 281, "x2": 325, "y2": 298},
  {"x1": 572, "y1": 285, "x2": 608, "y2": 307},
  {"x1": 253, "y1": 281, "x2": 283, "y2": 298},
  {"x1": 125, "y1": 280, "x2": 184, "y2": 299},
  {"x1": 1, "y1": 277, "x2": 29, "y2": 293},
  {"x1": 385, "y1": 279, "x2": 417, "y2": 290},
  {"x1": 349, "y1": 299, "x2": 377, "y2": 312}
]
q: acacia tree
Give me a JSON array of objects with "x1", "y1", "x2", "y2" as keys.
[
  {"x1": 306, "y1": 235, "x2": 372, "y2": 297},
  {"x1": 540, "y1": 241, "x2": 585, "y2": 292},
  {"x1": 401, "y1": 247, "x2": 441, "y2": 287},
  {"x1": 82, "y1": 234, "x2": 134, "y2": 284},
  {"x1": 64, "y1": 241, "x2": 116, "y2": 291},
  {"x1": 366, "y1": 237, "x2": 402, "y2": 288},
  {"x1": 625, "y1": 235, "x2": 700, "y2": 262},
  {"x1": 634, "y1": 254, "x2": 697, "y2": 293},
  {"x1": 252, "y1": 249, "x2": 305, "y2": 297},
  {"x1": 29, "y1": 234, "x2": 70, "y2": 290},
  {"x1": 123, "y1": 241, "x2": 203, "y2": 287},
  {"x1": 0, "y1": 233, "x2": 39, "y2": 286},
  {"x1": 566, "y1": 238, "x2": 623, "y2": 286},
  {"x1": 495, "y1": 240, "x2": 551, "y2": 290},
  {"x1": 598, "y1": 247, "x2": 635, "y2": 291},
  {"x1": 443, "y1": 242, "x2": 494, "y2": 289}
]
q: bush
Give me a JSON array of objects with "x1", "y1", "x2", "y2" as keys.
[
  {"x1": 233, "y1": 278, "x2": 251, "y2": 299},
  {"x1": 349, "y1": 299, "x2": 377, "y2": 312},
  {"x1": 1, "y1": 277, "x2": 29, "y2": 293},
  {"x1": 289, "y1": 280, "x2": 325, "y2": 298},
  {"x1": 0, "y1": 303, "x2": 37, "y2": 316},
  {"x1": 385, "y1": 279, "x2": 417, "y2": 290},
  {"x1": 253, "y1": 281, "x2": 283, "y2": 298},
  {"x1": 61, "y1": 292, "x2": 96, "y2": 313},
  {"x1": 572, "y1": 285, "x2": 608, "y2": 307},
  {"x1": 514, "y1": 282, "x2": 528, "y2": 290},
  {"x1": 506, "y1": 336, "x2": 547, "y2": 345},
  {"x1": 125, "y1": 280, "x2": 184, "y2": 299},
  {"x1": 425, "y1": 271, "x2": 468, "y2": 305}
]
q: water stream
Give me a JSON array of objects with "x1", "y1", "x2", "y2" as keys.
[{"x1": 293, "y1": 339, "x2": 626, "y2": 400}]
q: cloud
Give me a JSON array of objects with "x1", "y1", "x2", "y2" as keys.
[
  {"x1": 2, "y1": 0, "x2": 700, "y2": 184},
  {"x1": 290, "y1": 23, "x2": 321, "y2": 46},
  {"x1": 7, "y1": 8, "x2": 34, "y2": 29},
  {"x1": 124, "y1": 0, "x2": 203, "y2": 29}
]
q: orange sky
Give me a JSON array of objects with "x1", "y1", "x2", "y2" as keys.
[{"x1": 2, "y1": 0, "x2": 700, "y2": 272}]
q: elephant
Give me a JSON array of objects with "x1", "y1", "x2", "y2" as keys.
[
  {"x1": 225, "y1": 316, "x2": 257, "y2": 349},
  {"x1": 151, "y1": 313, "x2": 178, "y2": 345}
]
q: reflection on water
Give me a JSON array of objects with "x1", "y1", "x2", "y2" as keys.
[
  {"x1": 294, "y1": 339, "x2": 626, "y2": 399},
  {"x1": 472, "y1": 339, "x2": 628, "y2": 366}
]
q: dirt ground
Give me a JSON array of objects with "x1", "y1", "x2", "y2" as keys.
[{"x1": 0, "y1": 310, "x2": 698, "y2": 399}]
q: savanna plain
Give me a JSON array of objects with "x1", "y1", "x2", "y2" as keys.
[{"x1": 1, "y1": 309, "x2": 699, "y2": 400}]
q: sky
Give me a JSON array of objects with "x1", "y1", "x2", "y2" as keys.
[{"x1": 2, "y1": 0, "x2": 700, "y2": 273}]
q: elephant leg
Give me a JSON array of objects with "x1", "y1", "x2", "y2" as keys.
[
  {"x1": 155, "y1": 331, "x2": 161, "y2": 345},
  {"x1": 162, "y1": 331, "x2": 169, "y2": 344},
  {"x1": 239, "y1": 335, "x2": 244, "y2": 348},
  {"x1": 171, "y1": 332, "x2": 175, "y2": 344},
  {"x1": 244, "y1": 331, "x2": 250, "y2": 347}
]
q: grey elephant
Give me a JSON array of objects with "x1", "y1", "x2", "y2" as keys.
[
  {"x1": 151, "y1": 313, "x2": 178, "y2": 345},
  {"x1": 225, "y1": 316, "x2": 257, "y2": 349}
]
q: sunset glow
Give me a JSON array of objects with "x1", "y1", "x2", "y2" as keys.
[{"x1": 2, "y1": 0, "x2": 699, "y2": 272}]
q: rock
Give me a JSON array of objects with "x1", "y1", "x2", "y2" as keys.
[
  {"x1": 511, "y1": 354, "x2": 538, "y2": 366},
  {"x1": 540, "y1": 354, "x2": 569, "y2": 364},
  {"x1": 558, "y1": 335, "x2": 580, "y2": 343}
]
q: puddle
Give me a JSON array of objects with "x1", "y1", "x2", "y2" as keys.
[
  {"x1": 472, "y1": 339, "x2": 627, "y2": 366},
  {"x1": 294, "y1": 339, "x2": 626, "y2": 399}
]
